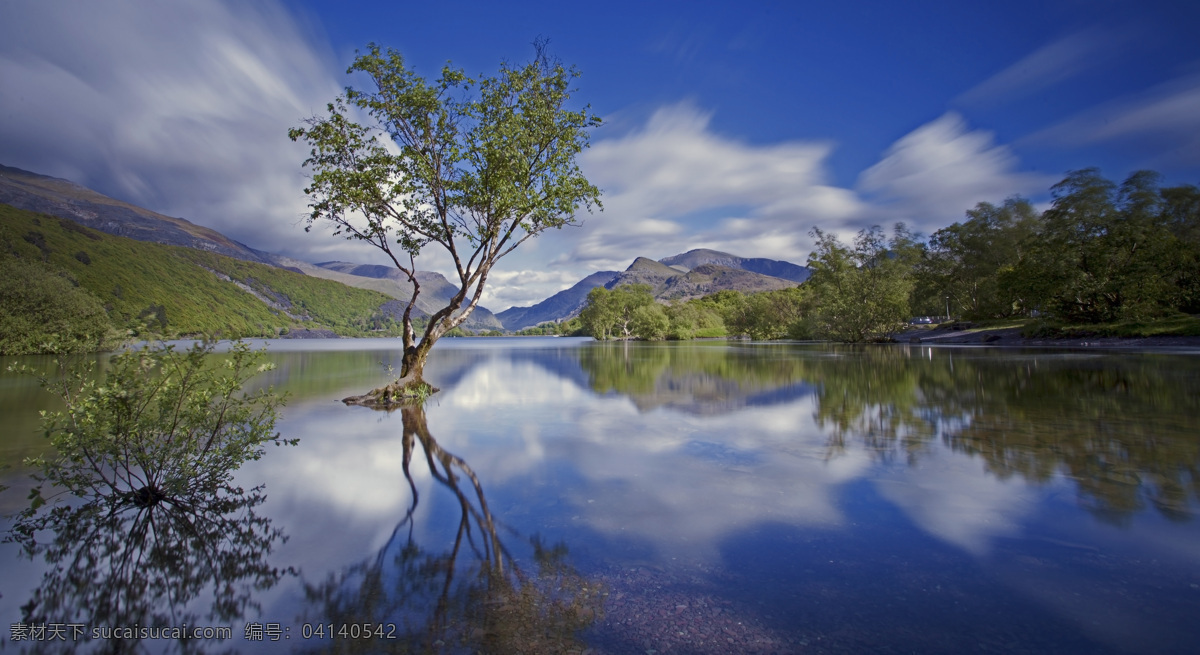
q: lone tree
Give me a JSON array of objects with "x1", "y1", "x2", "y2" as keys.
[{"x1": 290, "y1": 41, "x2": 601, "y2": 407}]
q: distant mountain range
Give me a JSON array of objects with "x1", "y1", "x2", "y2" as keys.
[
  {"x1": 496, "y1": 270, "x2": 619, "y2": 331},
  {"x1": 3, "y1": 163, "x2": 809, "y2": 334},
  {"x1": 497, "y1": 249, "x2": 808, "y2": 331}
]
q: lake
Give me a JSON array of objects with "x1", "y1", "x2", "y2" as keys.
[{"x1": 2, "y1": 337, "x2": 1199, "y2": 654}]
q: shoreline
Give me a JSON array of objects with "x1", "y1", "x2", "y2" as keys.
[{"x1": 894, "y1": 325, "x2": 1200, "y2": 352}]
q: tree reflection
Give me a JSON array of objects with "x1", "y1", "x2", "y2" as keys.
[
  {"x1": 577, "y1": 341, "x2": 1200, "y2": 523},
  {"x1": 806, "y1": 346, "x2": 1200, "y2": 524},
  {"x1": 7, "y1": 485, "x2": 290, "y2": 654},
  {"x1": 301, "y1": 404, "x2": 604, "y2": 654},
  {"x1": 579, "y1": 341, "x2": 812, "y2": 414}
]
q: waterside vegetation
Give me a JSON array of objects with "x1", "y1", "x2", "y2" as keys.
[
  {"x1": 580, "y1": 169, "x2": 1200, "y2": 343},
  {"x1": 4, "y1": 341, "x2": 294, "y2": 651}
]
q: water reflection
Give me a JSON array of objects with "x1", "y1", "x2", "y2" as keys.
[
  {"x1": 808, "y1": 347, "x2": 1200, "y2": 524},
  {"x1": 576, "y1": 343, "x2": 1200, "y2": 524},
  {"x1": 4, "y1": 339, "x2": 1198, "y2": 654},
  {"x1": 579, "y1": 341, "x2": 814, "y2": 414},
  {"x1": 8, "y1": 485, "x2": 289, "y2": 654},
  {"x1": 299, "y1": 404, "x2": 604, "y2": 654}
]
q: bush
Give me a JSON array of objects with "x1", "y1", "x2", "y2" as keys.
[
  {"x1": 5, "y1": 341, "x2": 294, "y2": 640},
  {"x1": 14, "y1": 340, "x2": 291, "y2": 514}
]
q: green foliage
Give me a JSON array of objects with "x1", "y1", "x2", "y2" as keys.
[
  {"x1": 917, "y1": 197, "x2": 1039, "y2": 319},
  {"x1": 664, "y1": 299, "x2": 725, "y2": 339},
  {"x1": 805, "y1": 225, "x2": 915, "y2": 342},
  {"x1": 558, "y1": 315, "x2": 586, "y2": 336},
  {"x1": 998, "y1": 170, "x2": 1197, "y2": 322},
  {"x1": 289, "y1": 40, "x2": 601, "y2": 381},
  {"x1": 723, "y1": 287, "x2": 808, "y2": 340},
  {"x1": 0, "y1": 203, "x2": 402, "y2": 348},
  {"x1": 580, "y1": 284, "x2": 656, "y2": 339},
  {"x1": 13, "y1": 340, "x2": 290, "y2": 515},
  {"x1": 5, "y1": 341, "x2": 293, "y2": 644},
  {"x1": 176, "y1": 249, "x2": 404, "y2": 337},
  {"x1": 514, "y1": 318, "x2": 582, "y2": 336},
  {"x1": 793, "y1": 168, "x2": 1200, "y2": 335},
  {"x1": 0, "y1": 255, "x2": 116, "y2": 355},
  {"x1": 630, "y1": 302, "x2": 670, "y2": 340}
]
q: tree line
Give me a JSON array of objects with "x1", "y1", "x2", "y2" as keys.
[{"x1": 580, "y1": 169, "x2": 1200, "y2": 342}]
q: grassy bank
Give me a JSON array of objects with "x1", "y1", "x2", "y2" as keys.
[{"x1": 1020, "y1": 314, "x2": 1200, "y2": 338}]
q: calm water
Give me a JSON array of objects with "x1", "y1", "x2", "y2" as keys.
[{"x1": 2, "y1": 338, "x2": 1199, "y2": 654}]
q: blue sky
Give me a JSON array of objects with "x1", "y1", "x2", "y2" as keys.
[{"x1": 2, "y1": 0, "x2": 1199, "y2": 310}]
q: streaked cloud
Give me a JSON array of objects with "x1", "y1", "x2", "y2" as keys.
[
  {"x1": 1027, "y1": 73, "x2": 1200, "y2": 167},
  {"x1": 957, "y1": 30, "x2": 1115, "y2": 106},
  {"x1": 0, "y1": 0, "x2": 369, "y2": 264}
]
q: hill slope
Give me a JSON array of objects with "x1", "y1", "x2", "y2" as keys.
[
  {"x1": 0, "y1": 164, "x2": 271, "y2": 264},
  {"x1": 496, "y1": 270, "x2": 619, "y2": 331},
  {"x1": 313, "y1": 262, "x2": 503, "y2": 329},
  {"x1": 659, "y1": 248, "x2": 810, "y2": 283},
  {"x1": 0, "y1": 163, "x2": 503, "y2": 330},
  {"x1": 1, "y1": 203, "x2": 402, "y2": 343}
]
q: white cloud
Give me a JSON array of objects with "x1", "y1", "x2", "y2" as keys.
[
  {"x1": 478, "y1": 268, "x2": 585, "y2": 311},
  {"x1": 561, "y1": 103, "x2": 860, "y2": 271},
  {"x1": 508, "y1": 107, "x2": 1040, "y2": 307},
  {"x1": 857, "y1": 113, "x2": 1049, "y2": 233},
  {"x1": 0, "y1": 0, "x2": 383, "y2": 265},
  {"x1": 0, "y1": 2, "x2": 1047, "y2": 311}
]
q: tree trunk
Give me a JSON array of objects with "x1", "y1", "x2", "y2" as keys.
[{"x1": 342, "y1": 342, "x2": 440, "y2": 409}]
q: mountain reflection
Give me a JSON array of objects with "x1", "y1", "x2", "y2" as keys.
[
  {"x1": 7, "y1": 484, "x2": 289, "y2": 654},
  {"x1": 300, "y1": 404, "x2": 604, "y2": 654},
  {"x1": 576, "y1": 342, "x2": 1200, "y2": 523}
]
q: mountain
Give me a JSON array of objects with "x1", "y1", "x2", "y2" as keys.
[
  {"x1": 657, "y1": 263, "x2": 798, "y2": 297},
  {"x1": 659, "y1": 248, "x2": 810, "y2": 283},
  {"x1": 313, "y1": 262, "x2": 503, "y2": 330},
  {"x1": 496, "y1": 270, "x2": 619, "y2": 331},
  {"x1": 498, "y1": 251, "x2": 805, "y2": 330},
  {"x1": 0, "y1": 164, "x2": 273, "y2": 264},
  {"x1": 603, "y1": 260, "x2": 798, "y2": 301},
  {"x1": 0, "y1": 203, "x2": 404, "y2": 346},
  {"x1": 2, "y1": 164, "x2": 807, "y2": 335}
]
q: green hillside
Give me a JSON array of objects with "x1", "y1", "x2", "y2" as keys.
[{"x1": 0, "y1": 203, "x2": 402, "y2": 353}]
